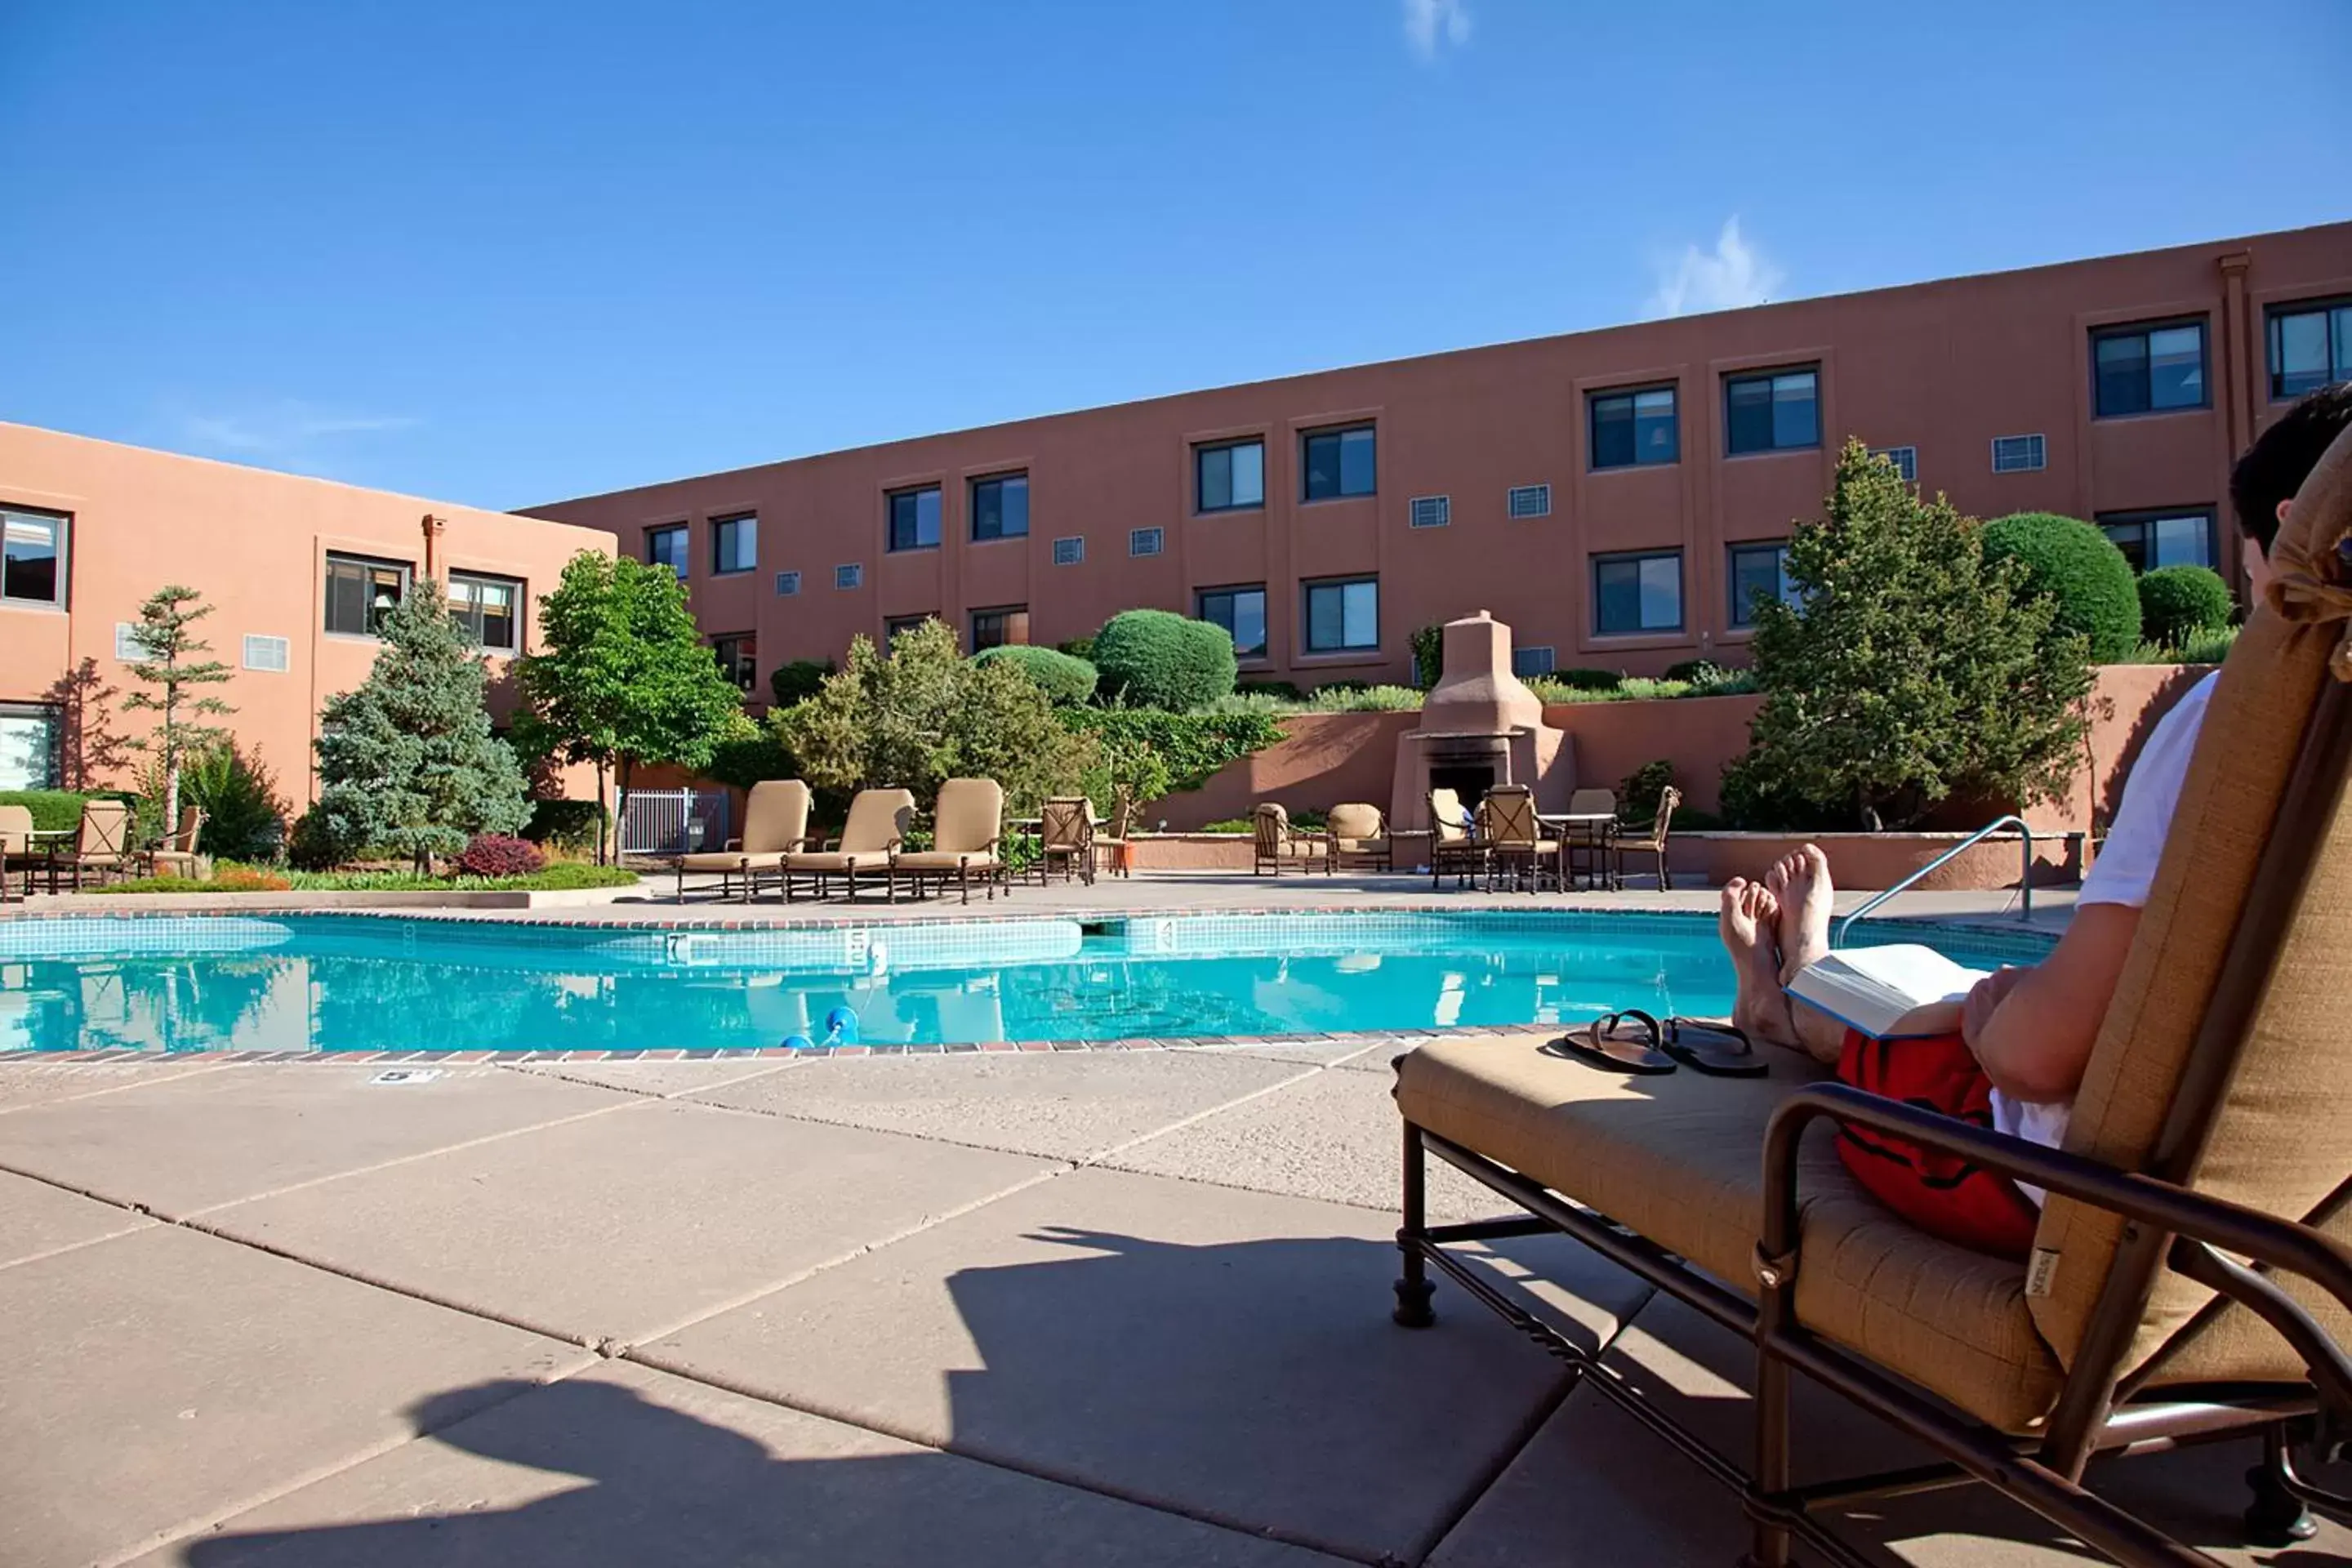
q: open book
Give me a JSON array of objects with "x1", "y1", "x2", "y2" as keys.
[{"x1": 1786, "y1": 945, "x2": 1990, "y2": 1040}]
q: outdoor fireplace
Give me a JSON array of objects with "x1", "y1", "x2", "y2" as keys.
[{"x1": 1390, "y1": 612, "x2": 1573, "y2": 832}]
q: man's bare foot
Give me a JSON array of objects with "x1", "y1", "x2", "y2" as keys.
[
  {"x1": 1722, "y1": 878, "x2": 1799, "y2": 1049},
  {"x1": 1766, "y1": 843, "x2": 1835, "y2": 985}
]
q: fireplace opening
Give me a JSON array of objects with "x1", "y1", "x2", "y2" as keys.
[{"x1": 1428, "y1": 761, "x2": 1497, "y2": 812}]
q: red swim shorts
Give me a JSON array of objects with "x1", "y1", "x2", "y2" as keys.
[{"x1": 1833, "y1": 1029, "x2": 2041, "y2": 1258}]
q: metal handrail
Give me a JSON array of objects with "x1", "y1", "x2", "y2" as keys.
[{"x1": 1835, "y1": 813, "x2": 2034, "y2": 947}]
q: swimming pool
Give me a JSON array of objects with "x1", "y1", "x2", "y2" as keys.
[{"x1": 0, "y1": 911, "x2": 2052, "y2": 1056}]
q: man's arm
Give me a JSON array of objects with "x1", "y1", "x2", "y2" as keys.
[{"x1": 1962, "y1": 902, "x2": 2141, "y2": 1103}]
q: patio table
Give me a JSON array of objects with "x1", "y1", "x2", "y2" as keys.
[{"x1": 1538, "y1": 811, "x2": 1620, "y2": 892}]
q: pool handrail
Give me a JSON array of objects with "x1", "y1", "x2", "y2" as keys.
[{"x1": 1835, "y1": 813, "x2": 2035, "y2": 947}]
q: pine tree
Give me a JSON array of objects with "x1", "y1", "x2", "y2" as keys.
[
  {"x1": 314, "y1": 579, "x2": 532, "y2": 871},
  {"x1": 121, "y1": 586, "x2": 237, "y2": 833}
]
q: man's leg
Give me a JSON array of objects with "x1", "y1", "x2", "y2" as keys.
[{"x1": 1722, "y1": 878, "x2": 1802, "y2": 1050}]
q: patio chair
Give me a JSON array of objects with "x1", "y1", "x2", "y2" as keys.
[
  {"x1": 65, "y1": 798, "x2": 134, "y2": 889},
  {"x1": 1327, "y1": 801, "x2": 1392, "y2": 872},
  {"x1": 1388, "y1": 421, "x2": 2352, "y2": 1568},
  {"x1": 1473, "y1": 784, "x2": 1555, "y2": 893},
  {"x1": 1427, "y1": 787, "x2": 1483, "y2": 889},
  {"x1": 1251, "y1": 803, "x2": 1330, "y2": 875},
  {"x1": 1036, "y1": 797, "x2": 1096, "y2": 886},
  {"x1": 1092, "y1": 786, "x2": 1136, "y2": 880},
  {"x1": 0, "y1": 804, "x2": 32, "y2": 898},
  {"x1": 675, "y1": 779, "x2": 812, "y2": 902},
  {"x1": 1613, "y1": 784, "x2": 1680, "y2": 891},
  {"x1": 143, "y1": 806, "x2": 207, "y2": 878},
  {"x1": 781, "y1": 787, "x2": 912, "y2": 902},
  {"x1": 1565, "y1": 786, "x2": 1619, "y2": 890},
  {"x1": 889, "y1": 777, "x2": 1006, "y2": 904}
]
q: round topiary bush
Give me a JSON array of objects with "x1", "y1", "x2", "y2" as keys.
[
  {"x1": 971, "y1": 644, "x2": 1100, "y2": 706},
  {"x1": 1979, "y1": 512, "x2": 2142, "y2": 662},
  {"x1": 2136, "y1": 565, "x2": 2235, "y2": 649},
  {"x1": 457, "y1": 834, "x2": 546, "y2": 878},
  {"x1": 1091, "y1": 609, "x2": 1238, "y2": 711}
]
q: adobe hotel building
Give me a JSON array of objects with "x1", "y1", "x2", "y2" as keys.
[{"x1": 532, "y1": 220, "x2": 2352, "y2": 693}]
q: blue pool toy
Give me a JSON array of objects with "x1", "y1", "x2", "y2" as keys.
[
  {"x1": 823, "y1": 1005, "x2": 861, "y2": 1045},
  {"x1": 782, "y1": 1033, "x2": 815, "y2": 1051}
]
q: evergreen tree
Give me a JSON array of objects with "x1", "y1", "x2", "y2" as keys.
[
  {"x1": 122, "y1": 586, "x2": 236, "y2": 833},
  {"x1": 1725, "y1": 442, "x2": 2095, "y2": 829},
  {"x1": 513, "y1": 553, "x2": 744, "y2": 862},
  {"x1": 313, "y1": 579, "x2": 532, "y2": 871}
]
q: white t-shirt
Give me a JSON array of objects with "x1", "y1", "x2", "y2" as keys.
[{"x1": 1990, "y1": 670, "x2": 2219, "y2": 1200}]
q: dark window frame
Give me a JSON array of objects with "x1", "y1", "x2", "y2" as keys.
[
  {"x1": 969, "y1": 472, "x2": 1031, "y2": 542},
  {"x1": 1194, "y1": 437, "x2": 1267, "y2": 514},
  {"x1": 448, "y1": 568, "x2": 525, "y2": 653},
  {"x1": 1196, "y1": 583, "x2": 1270, "y2": 660},
  {"x1": 2096, "y1": 506, "x2": 2223, "y2": 575},
  {"x1": 1588, "y1": 383, "x2": 1682, "y2": 470},
  {"x1": 645, "y1": 523, "x2": 689, "y2": 579},
  {"x1": 0, "y1": 699, "x2": 61, "y2": 789},
  {"x1": 969, "y1": 604, "x2": 1030, "y2": 653},
  {"x1": 2091, "y1": 317, "x2": 2212, "y2": 419},
  {"x1": 2266, "y1": 296, "x2": 2352, "y2": 402},
  {"x1": 1301, "y1": 574, "x2": 1379, "y2": 653},
  {"x1": 1590, "y1": 547, "x2": 1686, "y2": 636},
  {"x1": 1726, "y1": 541, "x2": 1796, "y2": 630},
  {"x1": 0, "y1": 504, "x2": 69, "y2": 607},
  {"x1": 323, "y1": 552, "x2": 414, "y2": 638},
  {"x1": 709, "y1": 631, "x2": 758, "y2": 692},
  {"x1": 710, "y1": 513, "x2": 757, "y2": 576},
  {"x1": 1723, "y1": 366, "x2": 1821, "y2": 457},
  {"x1": 886, "y1": 485, "x2": 944, "y2": 553},
  {"x1": 1299, "y1": 423, "x2": 1377, "y2": 502},
  {"x1": 883, "y1": 614, "x2": 932, "y2": 644}
]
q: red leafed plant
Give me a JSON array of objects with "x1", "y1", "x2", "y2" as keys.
[{"x1": 457, "y1": 834, "x2": 546, "y2": 878}]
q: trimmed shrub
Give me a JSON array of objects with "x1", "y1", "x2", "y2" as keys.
[
  {"x1": 1306, "y1": 684, "x2": 1423, "y2": 711},
  {"x1": 1062, "y1": 709, "x2": 1283, "y2": 795},
  {"x1": 1091, "y1": 609, "x2": 1238, "y2": 711},
  {"x1": 0, "y1": 789, "x2": 138, "y2": 833},
  {"x1": 523, "y1": 798, "x2": 610, "y2": 853},
  {"x1": 1980, "y1": 511, "x2": 2141, "y2": 662},
  {"x1": 457, "y1": 834, "x2": 546, "y2": 877},
  {"x1": 2136, "y1": 566, "x2": 2234, "y2": 649},
  {"x1": 178, "y1": 744, "x2": 290, "y2": 862},
  {"x1": 971, "y1": 644, "x2": 1101, "y2": 706},
  {"x1": 1553, "y1": 667, "x2": 1624, "y2": 692},
  {"x1": 286, "y1": 805, "x2": 361, "y2": 871},
  {"x1": 768, "y1": 659, "x2": 833, "y2": 707},
  {"x1": 1618, "y1": 760, "x2": 1676, "y2": 824},
  {"x1": 1057, "y1": 635, "x2": 1097, "y2": 663},
  {"x1": 1664, "y1": 659, "x2": 1725, "y2": 684},
  {"x1": 702, "y1": 712, "x2": 800, "y2": 790},
  {"x1": 1236, "y1": 679, "x2": 1306, "y2": 702}
]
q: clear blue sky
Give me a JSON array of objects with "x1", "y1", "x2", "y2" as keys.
[{"x1": 3, "y1": 1, "x2": 2345, "y2": 511}]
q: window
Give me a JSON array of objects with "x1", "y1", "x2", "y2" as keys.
[
  {"x1": 1409, "y1": 495, "x2": 1451, "y2": 529},
  {"x1": 712, "y1": 514, "x2": 756, "y2": 574},
  {"x1": 1991, "y1": 433, "x2": 2047, "y2": 473},
  {"x1": 1870, "y1": 445, "x2": 1918, "y2": 482},
  {"x1": 1301, "y1": 424, "x2": 1376, "y2": 501},
  {"x1": 1507, "y1": 483, "x2": 1552, "y2": 519},
  {"x1": 971, "y1": 474, "x2": 1030, "y2": 541},
  {"x1": 0, "y1": 702, "x2": 59, "y2": 790},
  {"x1": 1129, "y1": 527, "x2": 1164, "y2": 557},
  {"x1": 970, "y1": 606, "x2": 1030, "y2": 652},
  {"x1": 450, "y1": 571, "x2": 523, "y2": 652},
  {"x1": 888, "y1": 486, "x2": 942, "y2": 552},
  {"x1": 1052, "y1": 536, "x2": 1085, "y2": 566},
  {"x1": 835, "y1": 563, "x2": 863, "y2": 590},
  {"x1": 1590, "y1": 385, "x2": 1679, "y2": 469},
  {"x1": 1725, "y1": 368, "x2": 1820, "y2": 455},
  {"x1": 1303, "y1": 577, "x2": 1379, "y2": 653},
  {"x1": 1512, "y1": 646, "x2": 1556, "y2": 678},
  {"x1": 1195, "y1": 439, "x2": 1265, "y2": 513},
  {"x1": 1198, "y1": 585, "x2": 1268, "y2": 659},
  {"x1": 1727, "y1": 541, "x2": 1799, "y2": 629},
  {"x1": 646, "y1": 523, "x2": 688, "y2": 579},
  {"x1": 2098, "y1": 508, "x2": 2220, "y2": 573},
  {"x1": 774, "y1": 571, "x2": 801, "y2": 596},
  {"x1": 884, "y1": 614, "x2": 930, "y2": 642},
  {"x1": 323, "y1": 553, "x2": 410, "y2": 636},
  {"x1": 2093, "y1": 319, "x2": 2207, "y2": 416},
  {"x1": 242, "y1": 634, "x2": 290, "y2": 673},
  {"x1": 1592, "y1": 550, "x2": 1684, "y2": 635},
  {"x1": 2, "y1": 506, "x2": 67, "y2": 605},
  {"x1": 710, "y1": 633, "x2": 757, "y2": 691},
  {"x1": 2269, "y1": 299, "x2": 2352, "y2": 399},
  {"x1": 114, "y1": 622, "x2": 150, "y2": 662}
]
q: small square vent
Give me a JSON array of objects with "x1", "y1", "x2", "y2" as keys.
[
  {"x1": 1991, "y1": 434, "x2": 2047, "y2": 474},
  {"x1": 774, "y1": 571, "x2": 801, "y2": 597},
  {"x1": 241, "y1": 634, "x2": 290, "y2": 673},
  {"x1": 835, "y1": 564, "x2": 863, "y2": 590},
  {"x1": 1506, "y1": 483, "x2": 1552, "y2": 519},
  {"x1": 1409, "y1": 495, "x2": 1451, "y2": 529},
  {"x1": 1052, "y1": 536, "x2": 1085, "y2": 567},
  {"x1": 1129, "y1": 527, "x2": 1164, "y2": 558}
]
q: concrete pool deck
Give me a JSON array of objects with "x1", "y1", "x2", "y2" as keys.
[{"x1": 5, "y1": 1025, "x2": 2344, "y2": 1566}]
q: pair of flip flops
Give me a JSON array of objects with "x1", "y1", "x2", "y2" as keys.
[{"x1": 1545, "y1": 1009, "x2": 1766, "y2": 1078}]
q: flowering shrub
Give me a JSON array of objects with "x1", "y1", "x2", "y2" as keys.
[
  {"x1": 457, "y1": 834, "x2": 546, "y2": 877},
  {"x1": 212, "y1": 865, "x2": 293, "y2": 892}
]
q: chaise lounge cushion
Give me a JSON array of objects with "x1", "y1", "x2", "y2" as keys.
[{"x1": 1395, "y1": 1035, "x2": 2064, "y2": 1431}]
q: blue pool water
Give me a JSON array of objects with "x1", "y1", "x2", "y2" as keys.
[{"x1": 0, "y1": 912, "x2": 2052, "y2": 1055}]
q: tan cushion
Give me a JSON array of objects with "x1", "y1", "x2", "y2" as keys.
[
  {"x1": 1276, "y1": 840, "x2": 1327, "y2": 858},
  {"x1": 1327, "y1": 803, "x2": 1383, "y2": 840},
  {"x1": 2033, "y1": 421, "x2": 2352, "y2": 1383},
  {"x1": 930, "y1": 778, "x2": 1004, "y2": 855},
  {"x1": 835, "y1": 789, "x2": 915, "y2": 853},
  {"x1": 677, "y1": 852, "x2": 761, "y2": 873},
  {"x1": 891, "y1": 851, "x2": 1000, "y2": 872},
  {"x1": 740, "y1": 779, "x2": 812, "y2": 855},
  {"x1": 784, "y1": 851, "x2": 889, "y2": 874},
  {"x1": 1334, "y1": 836, "x2": 1389, "y2": 855},
  {"x1": 1396, "y1": 1036, "x2": 2063, "y2": 1431}
]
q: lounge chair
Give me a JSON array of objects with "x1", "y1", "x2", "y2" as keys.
[
  {"x1": 1327, "y1": 801, "x2": 1392, "y2": 872},
  {"x1": 675, "y1": 779, "x2": 812, "y2": 902},
  {"x1": 1564, "y1": 785, "x2": 1619, "y2": 889},
  {"x1": 65, "y1": 799, "x2": 133, "y2": 889},
  {"x1": 1389, "y1": 423, "x2": 2352, "y2": 1567},
  {"x1": 143, "y1": 806, "x2": 207, "y2": 879},
  {"x1": 1252, "y1": 803, "x2": 1330, "y2": 875},
  {"x1": 1474, "y1": 785, "x2": 1557, "y2": 893},
  {"x1": 1036, "y1": 797, "x2": 1096, "y2": 885},
  {"x1": 1614, "y1": 784, "x2": 1679, "y2": 891},
  {"x1": 1427, "y1": 787, "x2": 1482, "y2": 889},
  {"x1": 781, "y1": 788, "x2": 912, "y2": 902},
  {"x1": 889, "y1": 778, "x2": 1006, "y2": 904},
  {"x1": 1092, "y1": 786, "x2": 1136, "y2": 880}
]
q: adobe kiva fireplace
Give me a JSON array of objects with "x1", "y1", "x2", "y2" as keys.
[{"x1": 1389, "y1": 611, "x2": 1574, "y2": 831}]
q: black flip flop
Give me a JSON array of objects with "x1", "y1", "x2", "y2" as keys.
[
  {"x1": 1659, "y1": 1017, "x2": 1768, "y2": 1078},
  {"x1": 1547, "y1": 1009, "x2": 1678, "y2": 1075}
]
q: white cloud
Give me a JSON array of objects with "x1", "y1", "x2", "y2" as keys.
[
  {"x1": 176, "y1": 403, "x2": 419, "y2": 457},
  {"x1": 1402, "y1": 0, "x2": 1470, "y2": 59},
  {"x1": 1646, "y1": 218, "x2": 1785, "y2": 318}
]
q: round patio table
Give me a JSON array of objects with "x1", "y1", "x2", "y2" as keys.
[{"x1": 1537, "y1": 811, "x2": 1620, "y2": 892}]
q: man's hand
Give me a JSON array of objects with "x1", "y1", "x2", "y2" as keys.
[{"x1": 1962, "y1": 966, "x2": 2029, "y2": 1053}]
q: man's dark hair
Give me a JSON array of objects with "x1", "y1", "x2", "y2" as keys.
[{"x1": 2231, "y1": 381, "x2": 2352, "y2": 552}]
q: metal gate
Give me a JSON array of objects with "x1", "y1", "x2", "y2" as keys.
[{"x1": 617, "y1": 788, "x2": 731, "y2": 857}]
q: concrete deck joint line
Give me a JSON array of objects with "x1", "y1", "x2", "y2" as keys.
[
  {"x1": 1079, "y1": 1061, "x2": 1351, "y2": 1167},
  {"x1": 496, "y1": 1057, "x2": 804, "y2": 1101},
  {"x1": 0, "y1": 1058, "x2": 235, "y2": 1115}
]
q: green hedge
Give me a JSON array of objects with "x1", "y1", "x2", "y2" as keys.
[
  {"x1": 971, "y1": 644, "x2": 1100, "y2": 705},
  {"x1": 767, "y1": 659, "x2": 833, "y2": 706},
  {"x1": 1552, "y1": 667, "x2": 1624, "y2": 692},
  {"x1": 0, "y1": 790, "x2": 139, "y2": 833},
  {"x1": 1980, "y1": 512, "x2": 2141, "y2": 662},
  {"x1": 2136, "y1": 565, "x2": 2234, "y2": 648},
  {"x1": 523, "y1": 798, "x2": 611, "y2": 853},
  {"x1": 1062, "y1": 709, "x2": 1283, "y2": 795},
  {"x1": 1092, "y1": 609, "x2": 1238, "y2": 711}
]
